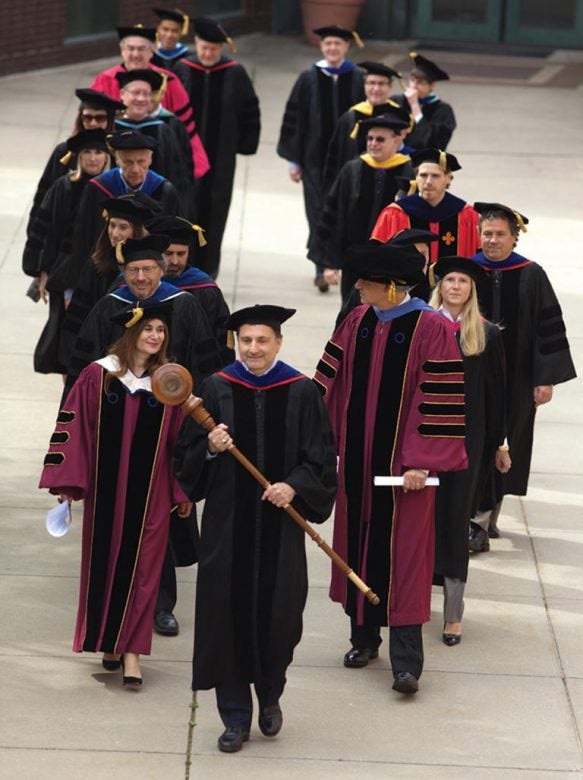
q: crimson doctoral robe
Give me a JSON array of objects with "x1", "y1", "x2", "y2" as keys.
[{"x1": 314, "y1": 301, "x2": 467, "y2": 627}]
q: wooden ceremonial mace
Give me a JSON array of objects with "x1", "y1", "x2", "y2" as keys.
[{"x1": 152, "y1": 363, "x2": 380, "y2": 607}]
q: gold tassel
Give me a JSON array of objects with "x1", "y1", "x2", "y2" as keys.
[
  {"x1": 153, "y1": 72, "x2": 168, "y2": 104},
  {"x1": 177, "y1": 9, "x2": 189, "y2": 37},
  {"x1": 349, "y1": 121, "x2": 360, "y2": 140},
  {"x1": 407, "y1": 179, "x2": 417, "y2": 196},
  {"x1": 386, "y1": 281, "x2": 397, "y2": 303},
  {"x1": 439, "y1": 150, "x2": 447, "y2": 172},
  {"x1": 101, "y1": 209, "x2": 110, "y2": 221},
  {"x1": 226, "y1": 330, "x2": 235, "y2": 350},
  {"x1": 115, "y1": 240, "x2": 126, "y2": 265},
  {"x1": 428, "y1": 263, "x2": 436, "y2": 288},
  {"x1": 513, "y1": 211, "x2": 528, "y2": 233},
  {"x1": 192, "y1": 224, "x2": 207, "y2": 247},
  {"x1": 59, "y1": 150, "x2": 73, "y2": 166},
  {"x1": 352, "y1": 30, "x2": 364, "y2": 48},
  {"x1": 226, "y1": 35, "x2": 236, "y2": 54},
  {"x1": 125, "y1": 306, "x2": 144, "y2": 328}
]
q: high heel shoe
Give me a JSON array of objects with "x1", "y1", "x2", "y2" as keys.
[
  {"x1": 442, "y1": 623, "x2": 462, "y2": 646},
  {"x1": 121, "y1": 655, "x2": 143, "y2": 688},
  {"x1": 102, "y1": 654, "x2": 122, "y2": 671}
]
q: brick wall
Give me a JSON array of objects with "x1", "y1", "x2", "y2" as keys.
[{"x1": 0, "y1": 1, "x2": 269, "y2": 77}]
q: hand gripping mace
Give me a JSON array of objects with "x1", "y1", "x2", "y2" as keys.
[{"x1": 152, "y1": 363, "x2": 381, "y2": 606}]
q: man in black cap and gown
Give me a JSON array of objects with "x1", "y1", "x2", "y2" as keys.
[
  {"x1": 314, "y1": 242, "x2": 467, "y2": 695},
  {"x1": 151, "y1": 7, "x2": 192, "y2": 70},
  {"x1": 277, "y1": 25, "x2": 365, "y2": 292},
  {"x1": 469, "y1": 203, "x2": 576, "y2": 548},
  {"x1": 391, "y1": 53, "x2": 456, "y2": 150},
  {"x1": 174, "y1": 304, "x2": 336, "y2": 753},
  {"x1": 174, "y1": 17, "x2": 261, "y2": 277}
]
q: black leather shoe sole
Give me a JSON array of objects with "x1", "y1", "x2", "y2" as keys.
[
  {"x1": 258, "y1": 704, "x2": 283, "y2": 737},
  {"x1": 343, "y1": 647, "x2": 379, "y2": 668},
  {"x1": 218, "y1": 728, "x2": 250, "y2": 753},
  {"x1": 392, "y1": 672, "x2": 419, "y2": 694}
]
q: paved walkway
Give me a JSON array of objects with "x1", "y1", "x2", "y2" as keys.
[{"x1": 0, "y1": 34, "x2": 582, "y2": 779}]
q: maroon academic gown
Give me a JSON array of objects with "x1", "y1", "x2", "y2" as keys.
[
  {"x1": 39, "y1": 358, "x2": 189, "y2": 655},
  {"x1": 314, "y1": 301, "x2": 467, "y2": 628}
]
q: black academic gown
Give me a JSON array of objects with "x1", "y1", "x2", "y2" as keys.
[
  {"x1": 23, "y1": 174, "x2": 89, "y2": 374},
  {"x1": 174, "y1": 361, "x2": 337, "y2": 690},
  {"x1": 392, "y1": 94, "x2": 456, "y2": 150},
  {"x1": 310, "y1": 154, "x2": 413, "y2": 301},
  {"x1": 277, "y1": 64, "x2": 365, "y2": 245},
  {"x1": 25, "y1": 141, "x2": 71, "y2": 237},
  {"x1": 63, "y1": 280, "x2": 222, "y2": 401},
  {"x1": 66, "y1": 169, "x2": 180, "y2": 292},
  {"x1": 175, "y1": 54, "x2": 261, "y2": 276},
  {"x1": 434, "y1": 321, "x2": 506, "y2": 583},
  {"x1": 474, "y1": 252, "x2": 576, "y2": 500}
]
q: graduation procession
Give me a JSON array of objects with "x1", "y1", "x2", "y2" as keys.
[{"x1": 3, "y1": 12, "x2": 583, "y2": 778}]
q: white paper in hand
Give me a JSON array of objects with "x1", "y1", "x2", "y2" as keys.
[{"x1": 45, "y1": 501, "x2": 72, "y2": 537}]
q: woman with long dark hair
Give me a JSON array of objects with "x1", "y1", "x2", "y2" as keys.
[
  {"x1": 59, "y1": 193, "x2": 158, "y2": 369},
  {"x1": 39, "y1": 300, "x2": 191, "y2": 687},
  {"x1": 429, "y1": 256, "x2": 509, "y2": 645},
  {"x1": 24, "y1": 129, "x2": 111, "y2": 375}
]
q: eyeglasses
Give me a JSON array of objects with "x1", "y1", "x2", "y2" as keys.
[
  {"x1": 123, "y1": 89, "x2": 151, "y2": 98},
  {"x1": 124, "y1": 265, "x2": 159, "y2": 277},
  {"x1": 122, "y1": 44, "x2": 150, "y2": 53},
  {"x1": 81, "y1": 113, "x2": 108, "y2": 124},
  {"x1": 367, "y1": 135, "x2": 389, "y2": 143}
]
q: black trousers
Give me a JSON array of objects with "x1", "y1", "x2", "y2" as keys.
[
  {"x1": 215, "y1": 675, "x2": 287, "y2": 730},
  {"x1": 350, "y1": 619, "x2": 424, "y2": 680},
  {"x1": 155, "y1": 543, "x2": 177, "y2": 613}
]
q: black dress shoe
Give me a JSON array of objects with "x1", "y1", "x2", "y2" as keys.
[
  {"x1": 258, "y1": 704, "x2": 283, "y2": 737},
  {"x1": 468, "y1": 524, "x2": 490, "y2": 553},
  {"x1": 314, "y1": 276, "x2": 330, "y2": 293},
  {"x1": 488, "y1": 522, "x2": 500, "y2": 539},
  {"x1": 154, "y1": 609, "x2": 179, "y2": 636},
  {"x1": 442, "y1": 632, "x2": 462, "y2": 647},
  {"x1": 217, "y1": 726, "x2": 250, "y2": 753},
  {"x1": 343, "y1": 647, "x2": 379, "y2": 668},
  {"x1": 102, "y1": 656, "x2": 122, "y2": 671},
  {"x1": 392, "y1": 672, "x2": 419, "y2": 694}
]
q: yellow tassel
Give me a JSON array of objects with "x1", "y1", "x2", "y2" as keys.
[
  {"x1": 349, "y1": 121, "x2": 360, "y2": 140},
  {"x1": 125, "y1": 306, "x2": 144, "y2": 328},
  {"x1": 59, "y1": 150, "x2": 73, "y2": 166},
  {"x1": 386, "y1": 281, "x2": 396, "y2": 303},
  {"x1": 428, "y1": 263, "x2": 436, "y2": 288},
  {"x1": 226, "y1": 35, "x2": 237, "y2": 54},
  {"x1": 513, "y1": 211, "x2": 528, "y2": 233},
  {"x1": 226, "y1": 330, "x2": 235, "y2": 350},
  {"x1": 115, "y1": 240, "x2": 126, "y2": 265},
  {"x1": 352, "y1": 30, "x2": 364, "y2": 48},
  {"x1": 102, "y1": 209, "x2": 109, "y2": 220},
  {"x1": 192, "y1": 224, "x2": 207, "y2": 247},
  {"x1": 398, "y1": 76, "x2": 405, "y2": 91},
  {"x1": 153, "y1": 72, "x2": 168, "y2": 104},
  {"x1": 177, "y1": 9, "x2": 189, "y2": 37},
  {"x1": 407, "y1": 179, "x2": 417, "y2": 196},
  {"x1": 439, "y1": 150, "x2": 447, "y2": 172}
]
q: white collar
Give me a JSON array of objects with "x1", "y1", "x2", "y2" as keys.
[
  {"x1": 95, "y1": 355, "x2": 153, "y2": 394},
  {"x1": 239, "y1": 358, "x2": 280, "y2": 377},
  {"x1": 438, "y1": 305, "x2": 462, "y2": 323}
]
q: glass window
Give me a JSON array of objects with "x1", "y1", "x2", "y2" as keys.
[
  {"x1": 519, "y1": 0, "x2": 576, "y2": 28},
  {"x1": 65, "y1": 0, "x2": 119, "y2": 38},
  {"x1": 431, "y1": 0, "x2": 488, "y2": 23}
]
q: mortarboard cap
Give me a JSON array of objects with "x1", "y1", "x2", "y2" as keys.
[
  {"x1": 153, "y1": 7, "x2": 190, "y2": 35},
  {"x1": 115, "y1": 68, "x2": 164, "y2": 91},
  {"x1": 389, "y1": 228, "x2": 440, "y2": 247},
  {"x1": 473, "y1": 202, "x2": 529, "y2": 233},
  {"x1": 409, "y1": 52, "x2": 449, "y2": 82},
  {"x1": 358, "y1": 112, "x2": 411, "y2": 138},
  {"x1": 66, "y1": 128, "x2": 109, "y2": 153},
  {"x1": 226, "y1": 304, "x2": 296, "y2": 332},
  {"x1": 411, "y1": 148, "x2": 461, "y2": 172},
  {"x1": 358, "y1": 61, "x2": 401, "y2": 80},
  {"x1": 192, "y1": 16, "x2": 236, "y2": 51},
  {"x1": 111, "y1": 299, "x2": 174, "y2": 329},
  {"x1": 114, "y1": 234, "x2": 170, "y2": 266},
  {"x1": 117, "y1": 25, "x2": 157, "y2": 42},
  {"x1": 432, "y1": 256, "x2": 486, "y2": 284},
  {"x1": 345, "y1": 241, "x2": 426, "y2": 285},
  {"x1": 75, "y1": 88, "x2": 125, "y2": 112},
  {"x1": 313, "y1": 25, "x2": 364, "y2": 46},
  {"x1": 107, "y1": 129, "x2": 158, "y2": 151},
  {"x1": 101, "y1": 193, "x2": 161, "y2": 224},
  {"x1": 145, "y1": 215, "x2": 207, "y2": 248}
]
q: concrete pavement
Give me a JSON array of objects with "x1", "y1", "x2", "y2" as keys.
[{"x1": 0, "y1": 34, "x2": 582, "y2": 778}]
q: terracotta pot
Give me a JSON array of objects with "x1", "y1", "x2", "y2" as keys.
[{"x1": 301, "y1": 0, "x2": 366, "y2": 46}]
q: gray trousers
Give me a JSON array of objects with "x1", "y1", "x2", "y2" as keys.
[{"x1": 443, "y1": 577, "x2": 465, "y2": 623}]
